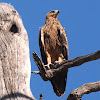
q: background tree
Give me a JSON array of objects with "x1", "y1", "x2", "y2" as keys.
[{"x1": 0, "y1": 3, "x2": 35, "y2": 100}]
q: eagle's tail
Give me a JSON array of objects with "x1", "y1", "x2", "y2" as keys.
[{"x1": 50, "y1": 70, "x2": 68, "y2": 97}]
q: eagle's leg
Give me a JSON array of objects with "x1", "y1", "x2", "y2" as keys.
[
  {"x1": 54, "y1": 56, "x2": 63, "y2": 64},
  {"x1": 46, "y1": 51, "x2": 52, "y2": 69},
  {"x1": 58, "y1": 56, "x2": 63, "y2": 62}
]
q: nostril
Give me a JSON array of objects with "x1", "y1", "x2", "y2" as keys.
[{"x1": 10, "y1": 24, "x2": 18, "y2": 33}]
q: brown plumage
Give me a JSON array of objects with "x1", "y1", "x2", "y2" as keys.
[{"x1": 39, "y1": 10, "x2": 69, "y2": 97}]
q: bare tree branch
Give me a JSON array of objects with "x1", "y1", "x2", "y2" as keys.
[
  {"x1": 32, "y1": 52, "x2": 48, "y2": 81},
  {"x1": 32, "y1": 50, "x2": 100, "y2": 81},
  {"x1": 67, "y1": 81, "x2": 100, "y2": 100}
]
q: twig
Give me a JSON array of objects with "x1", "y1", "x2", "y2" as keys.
[
  {"x1": 31, "y1": 71, "x2": 40, "y2": 74},
  {"x1": 40, "y1": 94, "x2": 43, "y2": 100}
]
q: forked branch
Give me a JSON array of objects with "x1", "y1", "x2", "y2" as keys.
[{"x1": 32, "y1": 50, "x2": 100, "y2": 81}]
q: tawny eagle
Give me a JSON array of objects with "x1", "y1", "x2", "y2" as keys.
[{"x1": 39, "y1": 10, "x2": 69, "y2": 97}]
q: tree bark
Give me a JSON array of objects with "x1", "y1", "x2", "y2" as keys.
[
  {"x1": 0, "y1": 3, "x2": 35, "y2": 100},
  {"x1": 67, "y1": 81, "x2": 100, "y2": 100}
]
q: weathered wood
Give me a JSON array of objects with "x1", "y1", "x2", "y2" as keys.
[
  {"x1": 32, "y1": 52, "x2": 48, "y2": 81},
  {"x1": 0, "y1": 3, "x2": 35, "y2": 100},
  {"x1": 32, "y1": 50, "x2": 100, "y2": 81},
  {"x1": 67, "y1": 81, "x2": 100, "y2": 100}
]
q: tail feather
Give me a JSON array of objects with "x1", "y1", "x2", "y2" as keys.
[{"x1": 50, "y1": 70, "x2": 68, "y2": 97}]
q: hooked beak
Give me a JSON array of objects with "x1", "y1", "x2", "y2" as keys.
[{"x1": 55, "y1": 10, "x2": 60, "y2": 14}]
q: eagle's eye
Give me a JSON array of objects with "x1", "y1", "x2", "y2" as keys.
[{"x1": 51, "y1": 11, "x2": 55, "y2": 13}]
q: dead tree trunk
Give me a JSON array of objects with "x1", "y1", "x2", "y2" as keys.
[{"x1": 0, "y1": 3, "x2": 35, "y2": 100}]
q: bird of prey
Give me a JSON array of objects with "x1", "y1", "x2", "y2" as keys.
[{"x1": 39, "y1": 10, "x2": 69, "y2": 97}]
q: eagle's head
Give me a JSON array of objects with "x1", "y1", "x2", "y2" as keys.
[{"x1": 46, "y1": 10, "x2": 60, "y2": 20}]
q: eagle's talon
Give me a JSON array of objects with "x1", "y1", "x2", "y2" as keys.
[
  {"x1": 44, "y1": 65, "x2": 50, "y2": 70},
  {"x1": 45, "y1": 63, "x2": 53, "y2": 70},
  {"x1": 63, "y1": 59, "x2": 66, "y2": 61},
  {"x1": 49, "y1": 63, "x2": 54, "y2": 69}
]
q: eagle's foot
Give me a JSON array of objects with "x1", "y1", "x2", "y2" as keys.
[
  {"x1": 44, "y1": 65, "x2": 49, "y2": 70},
  {"x1": 44, "y1": 63, "x2": 54, "y2": 70},
  {"x1": 63, "y1": 59, "x2": 66, "y2": 61},
  {"x1": 54, "y1": 61, "x2": 60, "y2": 65},
  {"x1": 45, "y1": 63, "x2": 52, "y2": 70},
  {"x1": 49, "y1": 63, "x2": 55, "y2": 69}
]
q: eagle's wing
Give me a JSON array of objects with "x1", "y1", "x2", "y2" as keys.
[
  {"x1": 39, "y1": 28, "x2": 47, "y2": 65},
  {"x1": 57, "y1": 27, "x2": 69, "y2": 60}
]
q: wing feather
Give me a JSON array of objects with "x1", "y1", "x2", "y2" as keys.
[
  {"x1": 57, "y1": 27, "x2": 69, "y2": 60},
  {"x1": 39, "y1": 29, "x2": 47, "y2": 65}
]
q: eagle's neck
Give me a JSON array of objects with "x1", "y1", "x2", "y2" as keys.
[{"x1": 45, "y1": 17, "x2": 57, "y2": 24}]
